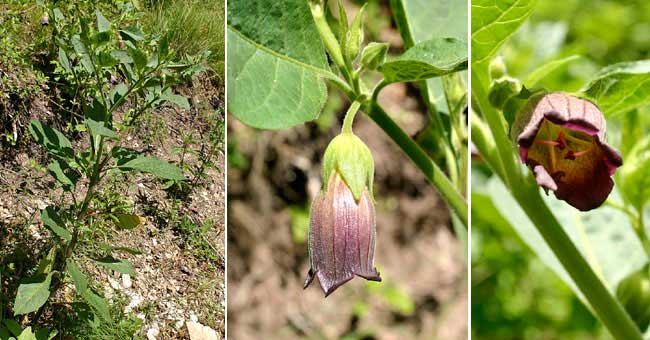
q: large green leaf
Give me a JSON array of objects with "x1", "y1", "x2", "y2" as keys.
[
  {"x1": 85, "y1": 119, "x2": 118, "y2": 140},
  {"x1": 475, "y1": 175, "x2": 646, "y2": 304},
  {"x1": 47, "y1": 160, "x2": 78, "y2": 191},
  {"x1": 28, "y1": 120, "x2": 74, "y2": 160},
  {"x1": 390, "y1": 0, "x2": 467, "y2": 114},
  {"x1": 583, "y1": 60, "x2": 650, "y2": 117},
  {"x1": 117, "y1": 156, "x2": 185, "y2": 180},
  {"x1": 41, "y1": 207, "x2": 72, "y2": 242},
  {"x1": 471, "y1": 0, "x2": 537, "y2": 65},
  {"x1": 379, "y1": 38, "x2": 467, "y2": 83},
  {"x1": 94, "y1": 257, "x2": 136, "y2": 276},
  {"x1": 13, "y1": 273, "x2": 54, "y2": 315},
  {"x1": 66, "y1": 260, "x2": 88, "y2": 294},
  {"x1": 82, "y1": 290, "x2": 111, "y2": 321},
  {"x1": 227, "y1": 0, "x2": 330, "y2": 129}
]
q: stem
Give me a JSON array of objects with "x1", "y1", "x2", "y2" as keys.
[
  {"x1": 471, "y1": 69, "x2": 521, "y2": 188},
  {"x1": 365, "y1": 102, "x2": 467, "y2": 226},
  {"x1": 342, "y1": 101, "x2": 361, "y2": 133},
  {"x1": 472, "y1": 110, "x2": 642, "y2": 340},
  {"x1": 514, "y1": 184, "x2": 643, "y2": 340},
  {"x1": 636, "y1": 207, "x2": 650, "y2": 258}
]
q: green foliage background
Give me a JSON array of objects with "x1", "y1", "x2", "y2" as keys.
[{"x1": 472, "y1": 0, "x2": 650, "y2": 339}]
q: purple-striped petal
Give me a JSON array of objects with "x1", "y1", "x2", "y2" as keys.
[{"x1": 304, "y1": 173, "x2": 381, "y2": 296}]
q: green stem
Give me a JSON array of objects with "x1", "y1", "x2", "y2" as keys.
[
  {"x1": 513, "y1": 184, "x2": 642, "y2": 340},
  {"x1": 365, "y1": 102, "x2": 467, "y2": 226},
  {"x1": 472, "y1": 107, "x2": 642, "y2": 340},
  {"x1": 636, "y1": 207, "x2": 650, "y2": 259},
  {"x1": 342, "y1": 100, "x2": 361, "y2": 133},
  {"x1": 472, "y1": 69, "x2": 521, "y2": 188}
]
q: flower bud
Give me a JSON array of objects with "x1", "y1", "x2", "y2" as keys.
[
  {"x1": 360, "y1": 42, "x2": 389, "y2": 70},
  {"x1": 511, "y1": 92, "x2": 623, "y2": 211},
  {"x1": 617, "y1": 265, "x2": 650, "y2": 331},
  {"x1": 304, "y1": 133, "x2": 380, "y2": 296},
  {"x1": 41, "y1": 15, "x2": 49, "y2": 26}
]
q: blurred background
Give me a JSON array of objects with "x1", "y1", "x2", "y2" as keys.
[
  {"x1": 227, "y1": 0, "x2": 468, "y2": 339},
  {"x1": 471, "y1": 0, "x2": 650, "y2": 339}
]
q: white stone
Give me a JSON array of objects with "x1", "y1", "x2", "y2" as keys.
[{"x1": 187, "y1": 321, "x2": 219, "y2": 340}]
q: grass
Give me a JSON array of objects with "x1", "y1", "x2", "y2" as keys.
[{"x1": 143, "y1": 0, "x2": 225, "y2": 83}]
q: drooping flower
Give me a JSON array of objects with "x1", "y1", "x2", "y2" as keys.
[
  {"x1": 511, "y1": 92, "x2": 623, "y2": 211},
  {"x1": 304, "y1": 133, "x2": 381, "y2": 296}
]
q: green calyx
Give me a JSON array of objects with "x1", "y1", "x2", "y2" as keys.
[{"x1": 322, "y1": 132, "x2": 374, "y2": 202}]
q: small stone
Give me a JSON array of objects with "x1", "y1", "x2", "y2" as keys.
[
  {"x1": 186, "y1": 321, "x2": 219, "y2": 340},
  {"x1": 122, "y1": 274, "x2": 132, "y2": 288},
  {"x1": 146, "y1": 324, "x2": 159, "y2": 340}
]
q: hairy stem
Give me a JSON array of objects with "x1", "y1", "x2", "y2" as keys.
[
  {"x1": 342, "y1": 100, "x2": 361, "y2": 133},
  {"x1": 364, "y1": 102, "x2": 467, "y2": 226}
]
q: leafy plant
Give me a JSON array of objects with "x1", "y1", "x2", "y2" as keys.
[
  {"x1": 228, "y1": 0, "x2": 468, "y2": 293},
  {"x1": 10, "y1": 6, "x2": 198, "y2": 328},
  {"x1": 471, "y1": 0, "x2": 650, "y2": 338}
]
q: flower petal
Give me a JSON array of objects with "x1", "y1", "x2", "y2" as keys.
[{"x1": 304, "y1": 173, "x2": 380, "y2": 296}]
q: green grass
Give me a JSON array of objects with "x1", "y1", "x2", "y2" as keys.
[{"x1": 143, "y1": 0, "x2": 225, "y2": 83}]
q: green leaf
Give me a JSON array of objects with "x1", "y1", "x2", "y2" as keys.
[
  {"x1": 227, "y1": 0, "x2": 330, "y2": 129},
  {"x1": 390, "y1": 0, "x2": 467, "y2": 48},
  {"x1": 619, "y1": 136, "x2": 650, "y2": 210},
  {"x1": 583, "y1": 60, "x2": 650, "y2": 117},
  {"x1": 524, "y1": 55, "x2": 582, "y2": 87},
  {"x1": 159, "y1": 91, "x2": 190, "y2": 110},
  {"x1": 16, "y1": 327, "x2": 37, "y2": 340},
  {"x1": 477, "y1": 175, "x2": 646, "y2": 303},
  {"x1": 58, "y1": 48, "x2": 71, "y2": 73},
  {"x1": 390, "y1": 0, "x2": 467, "y2": 114},
  {"x1": 107, "y1": 246, "x2": 143, "y2": 255},
  {"x1": 129, "y1": 48, "x2": 148, "y2": 71},
  {"x1": 114, "y1": 213, "x2": 144, "y2": 230},
  {"x1": 379, "y1": 38, "x2": 467, "y2": 83},
  {"x1": 471, "y1": 0, "x2": 537, "y2": 64},
  {"x1": 3, "y1": 319, "x2": 22, "y2": 336},
  {"x1": 227, "y1": 29, "x2": 328, "y2": 129},
  {"x1": 81, "y1": 290, "x2": 111, "y2": 321},
  {"x1": 41, "y1": 207, "x2": 72, "y2": 242},
  {"x1": 66, "y1": 259, "x2": 88, "y2": 294},
  {"x1": 29, "y1": 120, "x2": 74, "y2": 159},
  {"x1": 14, "y1": 273, "x2": 54, "y2": 315},
  {"x1": 228, "y1": 0, "x2": 328, "y2": 69},
  {"x1": 47, "y1": 159, "x2": 78, "y2": 190},
  {"x1": 119, "y1": 26, "x2": 145, "y2": 42},
  {"x1": 94, "y1": 257, "x2": 136, "y2": 276},
  {"x1": 95, "y1": 10, "x2": 110, "y2": 33},
  {"x1": 85, "y1": 119, "x2": 118, "y2": 139},
  {"x1": 71, "y1": 36, "x2": 95, "y2": 74},
  {"x1": 118, "y1": 156, "x2": 185, "y2": 180}
]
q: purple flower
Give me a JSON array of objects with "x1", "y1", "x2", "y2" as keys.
[
  {"x1": 41, "y1": 15, "x2": 49, "y2": 26},
  {"x1": 303, "y1": 172, "x2": 380, "y2": 296},
  {"x1": 511, "y1": 92, "x2": 622, "y2": 211}
]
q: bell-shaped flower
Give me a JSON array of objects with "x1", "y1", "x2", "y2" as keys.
[
  {"x1": 304, "y1": 133, "x2": 381, "y2": 296},
  {"x1": 511, "y1": 92, "x2": 622, "y2": 211}
]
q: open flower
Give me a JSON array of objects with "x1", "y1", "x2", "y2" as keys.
[
  {"x1": 304, "y1": 133, "x2": 381, "y2": 296},
  {"x1": 511, "y1": 92, "x2": 622, "y2": 211}
]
